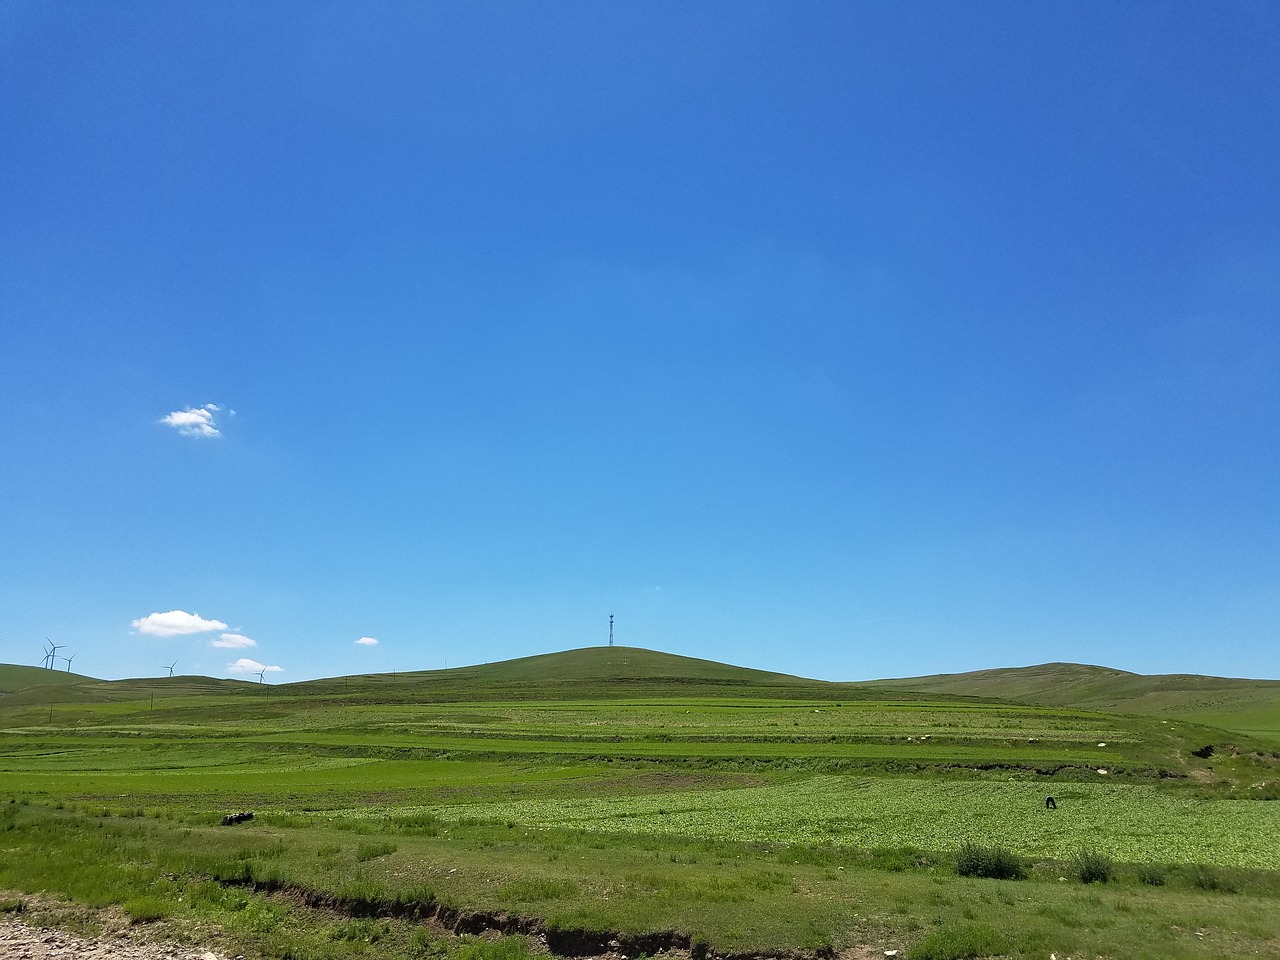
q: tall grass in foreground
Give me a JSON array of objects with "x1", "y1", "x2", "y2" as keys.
[{"x1": 909, "y1": 922, "x2": 1009, "y2": 960}]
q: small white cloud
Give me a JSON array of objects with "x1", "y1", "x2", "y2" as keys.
[
  {"x1": 161, "y1": 404, "x2": 221, "y2": 438},
  {"x1": 228, "y1": 658, "x2": 283, "y2": 674},
  {"x1": 355, "y1": 636, "x2": 379, "y2": 646},
  {"x1": 211, "y1": 633, "x2": 257, "y2": 649},
  {"x1": 132, "y1": 610, "x2": 229, "y2": 637}
]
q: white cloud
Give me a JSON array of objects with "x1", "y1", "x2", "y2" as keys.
[
  {"x1": 132, "y1": 610, "x2": 229, "y2": 637},
  {"x1": 211, "y1": 633, "x2": 256, "y2": 649},
  {"x1": 355, "y1": 636, "x2": 379, "y2": 646},
  {"x1": 161, "y1": 403, "x2": 221, "y2": 438},
  {"x1": 227, "y1": 658, "x2": 283, "y2": 674}
]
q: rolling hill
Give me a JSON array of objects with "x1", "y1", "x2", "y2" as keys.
[
  {"x1": 867, "y1": 661, "x2": 1280, "y2": 737},
  {"x1": 3, "y1": 648, "x2": 1278, "y2": 738},
  {"x1": 0, "y1": 663, "x2": 94, "y2": 694}
]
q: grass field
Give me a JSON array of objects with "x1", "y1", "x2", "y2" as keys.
[{"x1": 2, "y1": 647, "x2": 1279, "y2": 960}]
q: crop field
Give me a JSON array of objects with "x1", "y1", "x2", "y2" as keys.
[{"x1": 2, "y1": 649, "x2": 1280, "y2": 960}]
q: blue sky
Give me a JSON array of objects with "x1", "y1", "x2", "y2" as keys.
[{"x1": 2, "y1": 2, "x2": 1278, "y2": 683}]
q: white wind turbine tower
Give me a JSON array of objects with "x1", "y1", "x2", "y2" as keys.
[{"x1": 163, "y1": 660, "x2": 178, "y2": 677}]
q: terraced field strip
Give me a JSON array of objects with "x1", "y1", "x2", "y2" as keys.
[
  {"x1": 228, "y1": 730, "x2": 1122, "y2": 764},
  {"x1": 347, "y1": 775, "x2": 1280, "y2": 869}
]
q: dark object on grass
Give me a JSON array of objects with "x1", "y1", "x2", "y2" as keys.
[
  {"x1": 221, "y1": 811, "x2": 255, "y2": 826},
  {"x1": 955, "y1": 842, "x2": 1025, "y2": 880},
  {"x1": 1192, "y1": 744, "x2": 1215, "y2": 759},
  {"x1": 1045, "y1": 796, "x2": 1057, "y2": 810}
]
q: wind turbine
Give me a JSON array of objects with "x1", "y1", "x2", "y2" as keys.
[
  {"x1": 163, "y1": 660, "x2": 177, "y2": 678},
  {"x1": 61, "y1": 653, "x2": 75, "y2": 673},
  {"x1": 43, "y1": 640, "x2": 65, "y2": 670},
  {"x1": 255, "y1": 668, "x2": 266, "y2": 684}
]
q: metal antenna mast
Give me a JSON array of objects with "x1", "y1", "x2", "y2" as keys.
[{"x1": 608, "y1": 614, "x2": 614, "y2": 648}]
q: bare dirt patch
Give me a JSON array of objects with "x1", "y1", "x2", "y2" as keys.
[{"x1": 0, "y1": 918, "x2": 225, "y2": 960}]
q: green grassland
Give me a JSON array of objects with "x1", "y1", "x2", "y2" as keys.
[
  {"x1": 2, "y1": 647, "x2": 1279, "y2": 960},
  {"x1": 868, "y1": 662, "x2": 1280, "y2": 737}
]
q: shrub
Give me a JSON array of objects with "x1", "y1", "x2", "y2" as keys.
[
  {"x1": 954, "y1": 842, "x2": 1024, "y2": 880},
  {"x1": 1072, "y1": 849, "x2": 1113, "y2": 884},
  {"x1": 909, "y1": 922, "x2": 1010, "y2": 960},
  {"x1": 1188, "y1": 864, "x2": 1236, "y2": 892},
  {"x1": 1136, "y1": 863, "x2": 1165, "y2": 886}
]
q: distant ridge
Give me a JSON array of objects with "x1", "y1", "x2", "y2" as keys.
[
  {"x1": 867, "y1": 662, "x2": 1280, "y2": 737},
  {"x1": 1, "y1": 651, "x2": 1276, "y2": 736}
]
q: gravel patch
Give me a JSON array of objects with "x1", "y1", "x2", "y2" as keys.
[{"x1": 0, "y1": 919, "x2": 226, "y2": 960}]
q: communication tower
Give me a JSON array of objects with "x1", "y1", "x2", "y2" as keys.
[{"x1": 608, "y1": 614, "x2": 614, "y2": 647}]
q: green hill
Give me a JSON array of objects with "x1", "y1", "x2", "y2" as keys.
[
  {"x1": 295, "y1": 646, "x2": 852, "y2": 702},
  {"x1": 0, "y1": 663, "x2": 94, "y2": 694},
  {"x1": 4, "y1": 650, "x2": 1278, "y2": 738},
  {"x1": 868, "y1": 662, "x2": 1280, "y2": 738},
  {"x1": 438, "y1": 646, "x2": 820, "y2": 686}
]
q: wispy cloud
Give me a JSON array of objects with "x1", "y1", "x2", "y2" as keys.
[
  {"x1": 211, "y1": 633, "x2": 256, "y2": 649},
  {"x1": 161, "y1": 403, "x2": 222, "y2": 438},
  {"x1": 228, "y1": 658, "x2": 282, "y2": 674},
  {"x1": 355, "y1": 636, "x2": 379, "y2": 646},
  {"x1": 132, "y1": 610, "x2": 229, "y2": 637}
]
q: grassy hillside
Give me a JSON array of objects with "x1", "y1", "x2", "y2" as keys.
[
  {"x1": 4, "y1": 650, "x2": 1279, "y2": 733},
  {"x1": 0, "y1": 663, "x2": 93, "y2": 694},
  {"x1": 286, "y1": 646, "x2": 880, "y2": 704},
  {"x1": 868, "y1": 662, "x2": 1280, "y2": 737},
  {"x1": 438, "y1": 645, "x2": 816, "y2": 685}
]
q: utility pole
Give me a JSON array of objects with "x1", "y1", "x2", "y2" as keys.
[{"x1": 609, "y1": 614, "x2": 614, "y2": 648}]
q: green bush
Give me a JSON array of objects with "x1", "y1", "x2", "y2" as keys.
[
  {"x1": 910, "y1": 922, "x2": 1010, "y2": 959},
  {"x1": 1188, "y1": 864, "x2": 1236, "y2": 892},
  {"x1": 1135, "y1": 863, "x2": 1165, "y2": 886},
  {"x1": 1072, "y1": 849, "x2": 1113, "y2": 884},
  {"x1": 954, "y1": 842, "x2": 1024, "y2": 880}
]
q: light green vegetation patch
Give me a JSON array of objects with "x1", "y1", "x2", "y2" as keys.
[{"x1": 343, "y1": 775, "x2": 1280, "y2": 869}]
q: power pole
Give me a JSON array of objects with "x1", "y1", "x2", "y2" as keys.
[{"x1": 609, "y1": 614, "x2": 614, "y2": 648}]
